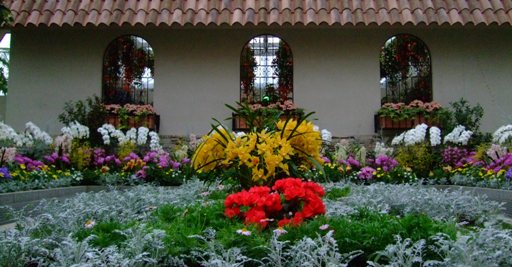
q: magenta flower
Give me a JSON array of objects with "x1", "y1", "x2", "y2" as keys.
[{"x1": 358, "y1": 167, "x2": 376, "y2": 180}]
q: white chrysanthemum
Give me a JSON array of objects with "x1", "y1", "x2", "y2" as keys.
[
  {"x1": 429, "y1": 126, "x2": 442, "y2": 146},
  {"x1": 444, "y1": 125, "x2": 472, "y2": 145},
  {"x1": 149, "y1": 131, "x2": 162, "y2": 151},
  {"x1": 391, "y1": 132, "x2": 406, "y2": 146},
  {"x1": 444, "y1": 125, "x2": 465, "y2": 144},
  {"x1": 321, "y1": 129, "x2": 332, "y2": 142},
  {"x1": 125, "y1": 128, "x2": 137, "y2": 142},
  {"x1": 492, "y1": 124, "x2": 512, "y2": 144},
  {"x1": 25, "y1": 121, "x2": 53, "y2": 145},
  {"x1": 0, "y1": 121, "x2": 23, "y2": 146},
  {"x1": 459, "y1": 130, "x2": 473, "y2": 145},
  {"x1": 137, "y1": 127, "x2": 149, "y2": 146},
  {"x1": 404, "y1": 124, "x2": 425, "y2": 146},
  {"x1": 62, "y1": 121, "x2": 89, "y2": 140},
  {"x1": 102, "y1": 135, "x2": 111, "y2": 145}
]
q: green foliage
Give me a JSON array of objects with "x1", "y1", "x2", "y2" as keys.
[
  {"x1": 145, "y1": 168, "x2": 184, "y2": 186},
  {"x1": 395, "y1": 144, "x2": 434, "y2": 177},
  {"x1": 58, "y1": 95, "x2": 107, "y2": 146},
  {"x1": 75, "y1": 220, "x2": 132, "y2": 248},
  {"x1": 0, "y1": 4, "x2": 13, "y2": 27},
  {"x1": 152, "y1": 202, "x2": 254, "y2": 257},
  {"x1": 447, "y1": 98, "x2": 484, "y2": 133},
  {"x1": 325, "y1": 186, "x2": 351, "y2": 200},
  {"x1": 146, "y1": 202, "x2": 460, "y2": 265},
  {"x1": 69, "y1": 143, "x2": 92, "y2": 171},
  {"x1": 280, "y1": 209, "x2": 457, "y2": 264},
  {"x1": 226, "y1": 102, "x2": 283, "y2": 132},
  {"x1": 0, "y1": 49, "x2": 8, "y2": 95}
]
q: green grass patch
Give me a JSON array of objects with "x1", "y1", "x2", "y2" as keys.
[
  {"x1": 74, "y1": 220, "x2": 134, "y2": 248},
  {"x1": 325, "y1": 186, "x2": 351, "y2": 200}
]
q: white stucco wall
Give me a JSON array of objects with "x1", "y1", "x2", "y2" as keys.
[{"x1": 5, "y1": 25, "x2": 512, "y2": 137}]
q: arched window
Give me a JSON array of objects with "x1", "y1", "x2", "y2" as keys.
[
  {"x1": 379, "y1": 34, "x2": 431, "y2": 104},
  {"x1": 240, "y1": 35, "x2": 293, "y2": 105},
  {"x1": 102, "y1": 35, "x2": 154, "y2": 105}
]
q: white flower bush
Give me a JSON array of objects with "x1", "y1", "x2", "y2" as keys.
[
  {"x1": 61, "y1": 121, "x2": 89, "y2": 140},
  {"x1": 0, "y1": 121, "x2": 23, "y2": 146},
  {"x1": 444, "y1": 125, "x2": 473, "y2": 145},
  {"x1": 391, "y1": 123, "x2": 429, "y2": 146},
  {"x1": 492, "y1": 124, "x2": 512, "y2": 145},
  {"x1": 98, "y1": 124, "x2": 162, "y2": 150},
  {"x1": 429, "y1": 126, "x2": 442, "y2": 146},
  {"x1": 24, "y1": 122, "x2": 53, "y2": 145}
]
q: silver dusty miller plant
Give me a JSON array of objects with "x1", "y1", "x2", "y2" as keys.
[{"x1": 323, "y1": 182, "x2": 504, "y2": 224}]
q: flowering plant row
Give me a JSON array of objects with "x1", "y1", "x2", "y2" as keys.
[
  {"x1": 103, "y1": 104, "x2": 156, "y2": 116},
  {"x1": 377, "y1": 100, "x2": 445, "y2": 121},
  {"x1": 224, "y1": 178, "x2": 326, "y2": 228},
  {"x1": 0, "y1": 121, "x2": 193, "y2": 187}
]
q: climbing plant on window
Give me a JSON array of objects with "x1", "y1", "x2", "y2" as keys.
[
  {"x1": 102, "y1": 35, "x2": 154, "y2": 105},
  {"x1": 380, "y1": 34, "x2": 431, "y2": 104},
  {"x1": 240, "y1": 35, "x2": 293, "y2": 105}
]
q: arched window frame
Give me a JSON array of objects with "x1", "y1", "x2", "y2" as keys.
[
  {"x1": 240, "y1": 34, "x2": 293, "y2": 105},
  {"x1": 379, "y1": 34, "x2": 432, "y2": 104},
  {"x1": 102, "y1": 35, "x2": 155, "y2": 105}
]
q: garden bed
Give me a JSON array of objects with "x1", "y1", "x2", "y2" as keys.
[{"x1": 1, "y1": 181, "x2": 511, "y2": 266}]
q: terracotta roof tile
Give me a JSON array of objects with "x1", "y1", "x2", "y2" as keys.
[{"x1": 4, "y1": 0, "x2": 512, "y2": 27}]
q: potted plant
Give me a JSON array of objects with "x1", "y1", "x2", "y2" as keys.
[
  {"x1": 228, "y1": 100, "x2": 304, "y2": 132},
  {"x1": 376, "y1": 100, "x2": 445, "y2": 130},
  {"x1": 104, "y1": 104, "x2": 159, "y2": 131}
]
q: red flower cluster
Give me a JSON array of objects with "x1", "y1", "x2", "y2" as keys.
[{"x1": 224, "y1": 178, "x2": 326, "y2": 228}]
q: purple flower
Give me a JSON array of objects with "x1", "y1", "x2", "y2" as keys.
[
  {"x1": 321, "y1": 156, "x2": 331, "y2": 164},
  {"x1": 373, "y1": 155, "x2": 398, "y2": 172},
  {"x1": 159, "y1": 159, "x2": 169, "y2": 168},
  {"x1": 181, "y1": 158, "x2": 191, "y2": 165},
  {"x1": 171, "y1": 161, "x2": 181, "y2": 170},
  {"x1": 124, "y1": 152, "x2": 140, "y2": 162},
  {"x1": 347, "y1": 156, "x2": 361, "y2": 168},
  {"x1": 339, "y1": 156, "x2": 361, "y2": 168},
  {"x1": 506, "y1": 168, "x2": 512, "y2": 181},
  {"x1": 358, "y1": 167, "x2": 375, "y2": 180},
  {"x1": 0, "y1": 167, "x2": 12, "y2": 179}
]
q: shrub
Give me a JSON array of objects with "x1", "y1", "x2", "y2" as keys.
[{"x1": 58, "y1": 95, "x2": 107, "y2": 146}]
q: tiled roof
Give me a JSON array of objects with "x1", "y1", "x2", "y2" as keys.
[{"x1": 4, "y1": 0, "x2": 512, "y2": 27}]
